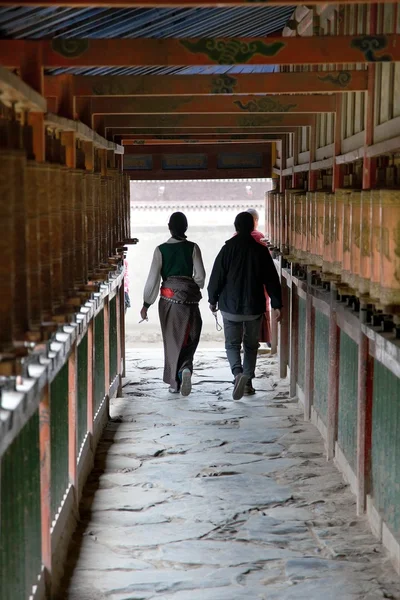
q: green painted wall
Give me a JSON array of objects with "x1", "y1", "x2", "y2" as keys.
[
  {"x1": 50, "y1": 362, "x2": 69, "y2": 518},
  {"x1": 109, "y1": 296, "x2": 118, "y2": 382},
  {"x1": 371, "y1": 361, "x2": 400, "y2": 541},
  {"x1": 0, "y1": 412, "x2": 42, "y2": 600},
  {"x1": 338, "y1": 331, "x2": 359, "y2": 472},
  {"x1": 94, "y1": 309, "x2": 105, "y2": 412},
  {"x1": 297, "y1": 297, "x2": 306, "y2": 391},
  {"x1": 77, "y1": 333, "x2": 88, "y2": 453},
  {"x1": 313, "y1": 310, "x2": 330, "y2": 424}
]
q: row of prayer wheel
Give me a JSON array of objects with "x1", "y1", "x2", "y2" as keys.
[
  {"x1": 266, "y1": 189, "x2": 400, "y2": 310},
  {"x1": 0, "y1": 148, "x2": 130, "y2": 354}
]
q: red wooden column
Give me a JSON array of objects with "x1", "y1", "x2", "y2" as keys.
[
  {"x1": 104, "y1": 297, "x2": 110, "y2": 404},
  {"x1": 357, "y1": 3, "x2": 377, "y2": 513},
  {"x1": 20, "y1": 45, "x2": 45, "y2": 163},
  {"x1": 87, "y1": 319, "x2": 94, "y2": 434},
  {"x1": 68, "y1": 345, "x2": 77, "y2": 490},
  {"x1": 303, "y1": 271, "x2": 315, "y2": 420},
  {"x1": 279, "y1": 262, "x2": 289, "y2": 379},
  {"x1": 120, "y1": 282, "x2": 126, "y2": 378},
  {"x1": 39, "y1": 383, "x2": 51, "y2": 592},
  {"x1": 289, "y1": 276, "x2": 299, "y2": 399},
  {"x1": 327, "y1": 284, "x2": 340, "y2": 459},
  {"x1": 116, "y1": 282, "x2": 123, "y2": 395}
]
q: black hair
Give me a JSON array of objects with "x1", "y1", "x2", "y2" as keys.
[
  {"x1": 234, "y1": 211, "x2": 254, "y2": 234},
  {"x1": 169, "y1": 211, "x2": 188, "y2": 240}
]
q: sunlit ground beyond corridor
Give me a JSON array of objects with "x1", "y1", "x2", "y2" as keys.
[{"x1": 61, "y1": 349, "x2": 400, "y2": 600}]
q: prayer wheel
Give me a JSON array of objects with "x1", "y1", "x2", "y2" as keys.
[
  {"x1": 49, "y1": 164, "x2": 63, "y2": 311},
  {"x1": 36, "y1": 163, "x2": 53, "y2": 319},
  {"x1": 85, "y1": 173, "x2": 95, "y2": 277},
  {"x1": 315, "y1": 192, "x2": 325, "y2": 267},
  {"x1": 341, "y1": 190, "x2": 352, "y2": 287},
  {"x1": 25, "y1": 162, "x2": 42, "y2": 332},
  {"x1": 0, "y1": 150, "x2": 18, "y2": 348},
  {"x1": 333, "y1": 190, "x2": 346, "y2": 276},
  {"x1": 380, "y1": 189, "x2": 400, "y2": 307},
  {"x1": 322, "y1": 193, "x2": 334, "y2": 275},
  {"x1": 370, "y1": 190, "x2": 381, "y2": 303},
  {"x1": 359, "y1": 190, "x2": 372, "y2": 299},
  {"x1": 308, "y1": 192, "x2": 317, "y2": 266},
  {"x1": 349, "y1": 191, "x2": 362, "y2": 293},
  {"x1": 293, "y1": 193, "x2": 303, "y2": 261}
]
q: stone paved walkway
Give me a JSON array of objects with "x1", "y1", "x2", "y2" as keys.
[{"x1": 63, "y1": 349, "x2": 400, "y2": 600}]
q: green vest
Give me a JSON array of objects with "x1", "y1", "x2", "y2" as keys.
[{"x1": 159, "y1": 241, "x2": 195, "y2": 281}]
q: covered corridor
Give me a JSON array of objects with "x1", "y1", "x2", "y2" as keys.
[
  {"x1": 63, "y1": 349, "x2": 400, "y2": 600},
  {"x1": 1, "y1": 1, "x2": 400, "y2": 599}
]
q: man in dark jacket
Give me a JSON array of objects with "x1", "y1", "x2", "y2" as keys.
[{"x1": 208, "y1": 212, "x2": 282, "y2": 400}]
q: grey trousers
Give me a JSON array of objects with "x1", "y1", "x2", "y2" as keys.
[{"x1": 223, "y1": 316, "x2": 262, "y2": 380}]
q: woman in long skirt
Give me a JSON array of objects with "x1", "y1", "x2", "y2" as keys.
[{"x1": 140, "y1": 212, "x2": 206, "y2": 396}]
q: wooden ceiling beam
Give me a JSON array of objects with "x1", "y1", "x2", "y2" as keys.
[
  {"x1": 2, "y1": 36, "x2": 399, "y2": 68},
  {"x1": 79, "y1": 95, "x2": 335, "y2": 120},
  {"x1": 44, "y1": 71, "x2": 367, "y2": 97}
]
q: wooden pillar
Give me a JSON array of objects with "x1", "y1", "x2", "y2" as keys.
[
  {"x1": 327, "y1": 284, "x2": 340, "y2": 459},
  {"x1": 303, "y1": 271, "x2": 315, "y2": 420},
  {"x1": 116, "y1": 283, "x2": 123, "y2": 395},
  {"x1": 87, "y1": 319, "x2": 94, "y2": 434},
  {"x1": 356, "y1": 3, "x2": 377, "y2": 513},
  {"x1": 280, "y1": 262, "x2": 289, "y2": 379},
  {"x1": 57, "y1": 74, "x2": 75, "y2": 121},
  {"x1": 82, "y1": 141, "x2": 94, "y2": 172},
  {"x1": 289, "y1": 277, "x2": 299, "y2": 398},
  {"x1": 20, "y1": 46, "x2": 45, "y2": 163},
  {"x1": 333, "y1": 95, "x2": 344, "y2": 191},
  {"x1": 356, "y1": 329, "x2": 373, "y2": 514},
  {"x1": 104, "y1": 297, "x2": 110, "y2": 402},
  {"x1": 363, "y1": 5, "x2": 377, "y2": 190},
  {"x1": 61, "y1": 131, "x2": 76, "y2": 170},
  {"x1": 39, "y1": 383, "x2": 51, "y2": 589},
  {"x1": 120, "y1": 283, "x2": 126, "y2": 378},
  {"x1": 68, "y1": 344, "x2": 77, "y2": 490}
]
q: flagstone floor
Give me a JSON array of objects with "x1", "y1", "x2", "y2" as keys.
[{"x1": 61, "y1": 349, "x2": 400, "y2": 600}]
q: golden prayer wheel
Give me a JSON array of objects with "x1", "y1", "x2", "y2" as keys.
[
  {"x1": 315, "y1": 191, "x2": 325, "y2": 267},
  {"x1": 265, "y1": 191, "x2": 270, "y2": 242},
  {"x1": 333, "y1": 190, "x2": 346, "y2": 276},
  {"x1": 85, "y1": 173, "x2": 95, "y2": 277},
  {"x1": 322, "y1": 193, "x2": 334, "y2": 275},
  {"x1": 293, "y1": 193, "x2": 303, "y2": 261},
  {"x1": 341, "y1": 190, "x2": 352, "y2": 287},
  {"x1": 370, "y1": 190, "x2": 381, "y2": 303},
  {"x1": 359, "y1": 190, "x2": 372, "y2": 299},
  {"x1": 349, "y1": 191, "x2": 362, "y2": 292},
  {"x1": 380, "y1": 189, "x2": 400, "y2": 307}
]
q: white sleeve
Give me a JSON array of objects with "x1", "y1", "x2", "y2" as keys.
[
  {"x1": 143, "y1": 247, "x2": 162, "y2": 307},
  {"x1": 193, "y1": 243, "x2": 206, "y2": 289}
]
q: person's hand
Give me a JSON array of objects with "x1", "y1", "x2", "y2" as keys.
[
  {"x1": 274, "y1": 309, "x2": 282, "y2": 323},
  {"x1": 209, "y1": 304, "x2": 217, "y2": 313},
  {"x1": 140, "y1": 306, "x2": 148, "y2": 321}
]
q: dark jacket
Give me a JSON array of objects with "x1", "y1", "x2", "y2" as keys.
[{"x1": 208, "y1": 233, "x2": 282, "y2": 314}]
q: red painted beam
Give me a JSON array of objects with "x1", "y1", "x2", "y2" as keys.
[
  {"x1": 102, "y1": 114, "x2": 314, "y2": 130},
  {"x1": 44, "y1": 70, "x2": 368, "y2": 97},
  {"x1": 81, "y1": 94, "x2": 336, "y2": 117},
  {"x1": 2, "y1": 36, "x2": 400, "y2": 68}
]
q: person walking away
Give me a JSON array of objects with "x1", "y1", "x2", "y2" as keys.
[
  {"x1": 208, "y1": 212, "x2": 282, "y2": 401},
  {"x1": 140, "y1": 212, "x2": 205, "y2": 396},
  {"x1": 246, "y1": 208, "x2": 272, "y2": 348}
]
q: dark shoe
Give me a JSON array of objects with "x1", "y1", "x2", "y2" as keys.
[
  {"x1": 180, "y1": 368, "x2": 192, "y2": 397},
  {"x1": 233, "y1": 373, "x2": 248, "y2": 400},
  {"x1": 244, "y1": 382, "x2": 256, "y2": 396}
]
